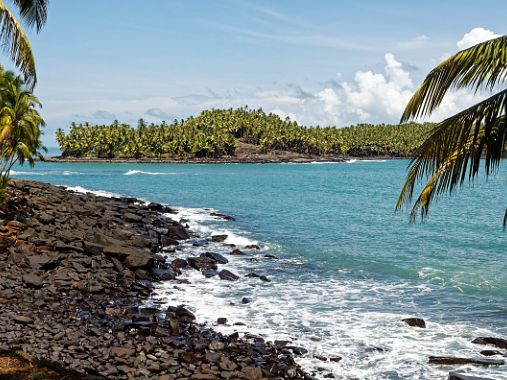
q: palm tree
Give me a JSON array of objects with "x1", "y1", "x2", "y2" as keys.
[
  {"x1": 0, "y1": 68, "x2": 45, "y2": 195},
  {"x1": 396, "y1": 36, "x2": 507, "y2": 224},
  {"x1": 0, "y1": 0, "x2": 48, "y2": 87}
]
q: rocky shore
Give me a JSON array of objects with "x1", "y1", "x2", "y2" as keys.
[{"x1": 0, "y1": 180, "x2": 309, "y2": 379}]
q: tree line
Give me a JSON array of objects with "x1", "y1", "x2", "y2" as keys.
[{"x1": 56, "y1": 108, "x2": 435, "y2": 159}]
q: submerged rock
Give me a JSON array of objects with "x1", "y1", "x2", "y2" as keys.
[
  {"x1": 429, "y1": 356, "x2": 505, "y2": 366},
  {"x1": 448, "y1": 372, "x2": 495, "y2": 380},
  {"x1": 402, "y1": 317, "x2": 426, "y2": 328},
  {"x1": 472, "y1": 337, "x2": 507, "y2": 350}
]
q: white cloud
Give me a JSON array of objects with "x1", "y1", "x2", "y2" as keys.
[{"x1": 456, "y1": 27, "x2": 500, "y2": 50}]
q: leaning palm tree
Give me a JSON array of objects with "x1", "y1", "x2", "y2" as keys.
[
  {"x1": 0, "y1": 68, "x2": 45, "y2": 195},
  {"x1": 396, "y1": 35, "x2": 507, "y2": 224},
  {"x1": 0, "y1": 0, "x2": 48, "y2": 87}
]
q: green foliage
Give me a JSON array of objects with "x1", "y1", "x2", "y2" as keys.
[
  {"x1": 56, "y1": 107, "x2": 435, "y2": 159},
  {"x1": 0, "y1": 67, "x2": 45, "y2": 202},
  {"x1": 397, "y1": 35, "x2": 507, "y2": 224}
]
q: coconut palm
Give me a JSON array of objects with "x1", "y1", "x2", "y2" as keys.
[
  {"x1": 0, "y1": 68, "x2": 45, "y2": 195},
  {"x1": 396, "y1": 36, "x2": 507, "y2": 224},
  {"x1": 0, "y1": 0, "x2": 48, "y2": 86}
]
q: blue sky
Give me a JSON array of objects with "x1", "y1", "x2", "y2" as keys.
[{"x1": 13, "y1": 0, "x2": 507, "y2": 145}]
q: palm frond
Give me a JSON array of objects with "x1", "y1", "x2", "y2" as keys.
[
  {"x1": 396, "y1": 89, "x2": 507, "y2": 221},
  {"x1": 401, "y1": 35, "x2": 507, "y2": 122},
  {"x1": 12, "y1": 0, "x2": 48, "y2": 31},
  {"x1": 0, "y1": 0, "x2": 36, "y2": 86}
]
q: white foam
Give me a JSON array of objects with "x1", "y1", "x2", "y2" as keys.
[
  {"x1": 124, "y1": 170, "x2": 177, "y2": 176},
  {"x1": 152, "y1": 265, "x2": 507, "y2": 380},
  {"x1": 11, "y1": 170, "x2": 82, "y2": 176},
  {"x1": 65, "y1": 185, "x2": 120, "y2": 198}
]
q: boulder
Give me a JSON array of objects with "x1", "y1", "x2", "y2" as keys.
[
  {"x1": 402, "y1": 317, "x2": 426, "y2": 328},
  {"x1": 429, "y1": 356, "x2": 505, "y2": 366},
  {"x1": 472, "y1": 337, "x2": 507, "y2": 350},
  {"x1": 124, "y1": 250, "x2": 153, "y2": 269},
  {"x1": 211, "y1": 235, "x2": 228, "y2": 242},
  {"x1": 219, "y1": 270, "x2": 239, "y2": 281},
  {"x1": 204, "y1": 252, "x2": 229, "y2": 264},
  {"x1": 230, "y1": 249, "x2": 245, "y2": 256},
  {"x1": 187, "y1": 256, "x2": 218, "y2": 272}
]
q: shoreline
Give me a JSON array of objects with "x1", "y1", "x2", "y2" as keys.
[
  {"x1": 43, "y1": 153, "x2": 410, "y2": 164},
  {"x1": 0, "y1": 180, "x2": 309, "y2": 379}
]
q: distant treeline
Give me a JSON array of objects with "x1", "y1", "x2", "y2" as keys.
[{"x1": 56, "y1": 107, "x2": 435, "y2": 159}]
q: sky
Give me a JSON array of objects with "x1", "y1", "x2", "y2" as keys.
[{"x1": 11, "y1": 0, "x2": 507, "y2": 145}]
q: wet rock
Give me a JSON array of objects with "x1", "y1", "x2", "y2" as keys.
[
  {"x1": 211, "y1": 234, "x2": 228, "y2": 242},
  {"x1": 448, "y1": 372, "x2": 495, "y2": 380},
  {"x1": 402, "y1": 317, "x2": 426, "y2": 328},
  {"x1": 204, "y1": 251, "x2": 229, "y2": 264},
  {"x1": 329, "y1": 357, "x2": 342, "y2": 363},
  {"x1": 288, "y1": 346, "x2": 308, "y2": 355},
  {"x1": 187, "y1": 256, "x2": 218, "y2": 271},
  {"x1": 429, "y1": 356, "x2": 505, "y2": 366},
  {"x1": 264, "y1": 253, "x2": 278, "y2": 259},
  {"x1": 217, "y1": 317, "x2": 227, "y2": 324},
  {"x1": 480, "y1": 350, "x2": 503, "y2": 356},
  {"x1": 210, "y1": 212, "x2": 235, "y2": 221},
  {"x1": 230, "y1": 249, "x2": 245, "y2": 256},
  {"x1": 219, "y1": 270, "x2": 240, "y2": 281},
  {"x1": 246, "y1": 244, "x2": 260, "y2": 250},
  {"x1": 472, "y1": 337, "x2": 507, "y2": 349},
  {"x1": 241, "y1": 297, "x2": 252, "y2": 304}
]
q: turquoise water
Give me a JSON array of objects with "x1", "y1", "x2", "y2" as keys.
[{"x1": 11, "y1": 158, "x2": 507, "y2": 379}]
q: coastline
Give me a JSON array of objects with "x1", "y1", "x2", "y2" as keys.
[
  {"x1": 44, "y1": 154, "x2": 408, "y2": 164},
  {"x1": 0, "y1": 180, "x2": 309, "y2": 379}
]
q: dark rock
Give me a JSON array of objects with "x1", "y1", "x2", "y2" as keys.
[
  {"x1": 124, "y1": 212, "x2": 142, "y2": 223},
  {"x1": 160, "y1": 235, "x2": 179, "y2": 246},
  {"x1": 187, "y1": 256, "x2": 218, "y2": 272},
  {"x1": 241, "y1": 297, "x2": 252, "y2": 304},
  {"x1": 230, "y1": 249, "x2": 245, "y2": 256},
  {"x1": 246, "y1": 244, "x2": 261, "y2": 250},
  {"x1": 83, "y1": 241, "x2": 104, "y2": 255},
  {"x1": 448, "y1": 372, "x2": 495, "y2": 380},
  {"x1": 402, "y1": 317, "x2": 426, "y2": 328},
  {"x1": 472, "y1": 337, "x2": 507, "y2": 349},
  {"x1": 217, "y1": 317, "x2": 227, "y2": 324},
  {"x1": 210, "y1": 212, "x2": 235, "y2": 221},
  {"x1": 288, "y1": 346, "x2": 308, "y2": 355},
  {"x1": 219, "y1": 269, "x2": 240, "y2": 281},
  {"x1": 124, "y1": 250, "x2": 153, "y2": 269},
  {"x1": 167, "y1": 224, "x2": 189, "y2": 240},
  {"x1": 480, "y1": 350, "x2": 503, "y2": 356},
  {"x1": 329, "y1": 357, "x2": 342, "y2": 363},
  {"x1": 211, "y1": 234, "x2": 228, "y2": 242},
  {"x1": 264, "y1": 253, "x2": 278, "y2": 259},
  {"x1": 203, "y1": 251, "x2": 229, "y2": 264},
  {"x1": 429, "y1": 356, "x2": 505, "y2": 366}
]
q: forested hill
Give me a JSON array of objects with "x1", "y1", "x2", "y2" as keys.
[{"x1": 55, "y1": 107, "x2": 435, "y2": 160}]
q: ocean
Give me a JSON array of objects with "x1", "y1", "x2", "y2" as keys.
[{"x1": 11, "y1": 156, "x2": 507, "y2": 379}]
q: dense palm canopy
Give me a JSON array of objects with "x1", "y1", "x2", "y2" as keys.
[
  {"x1": 396, "y1": 36, "x2": 507, "y2": 223},
  {"x1": 0, "y1": 0, "x2": 48, "y2": 87},
  {"x1": 56, "y1": 108, "x2": 434, "y2": 160},
  {"x1": 0, "y1": 66, "x2": 45, "y2": 197}
]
